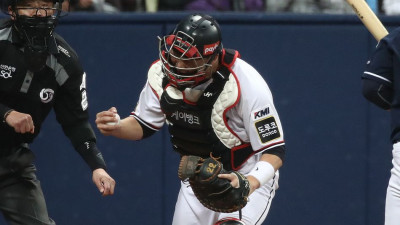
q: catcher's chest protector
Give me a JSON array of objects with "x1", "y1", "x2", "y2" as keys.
[{"x1": 157, "y1": 49, "x2": 254, "y2": 170}]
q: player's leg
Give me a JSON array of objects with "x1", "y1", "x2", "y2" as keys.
[
  {"x1": 0, "y1": 165, "x2": 55, "y2": 225},
  {"x1": 217, "y1": 172, "x2": 279, "y2": 225},
  {"x1": 385, "y1": 143, "x2": 400, "y2": 225},
  {"x1": 172, "y1": 181, "x2": 219, "y2": 225}
]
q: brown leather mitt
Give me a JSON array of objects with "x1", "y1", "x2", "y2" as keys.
[{"x1": 178, "y1": 155, "x2": 250, "y2": 213}]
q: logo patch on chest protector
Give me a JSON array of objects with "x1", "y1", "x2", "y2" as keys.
[
  {"x1": 255, "y1": 116, "x2": 281, "y2": 143},
  {"x1": 170, "y1": 110, "x2": 200, "y2": 125},
  {"x1": 40, "y1": 88, "x2": 55, "y2": 103}
]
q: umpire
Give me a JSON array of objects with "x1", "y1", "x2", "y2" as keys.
[{"x1": 0, "y1": 0, "x2": 115, "y2": 224}]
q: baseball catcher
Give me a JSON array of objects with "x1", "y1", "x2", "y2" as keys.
[{"x1": 96, "y1": 13, "x2": 286, "y2": 225}]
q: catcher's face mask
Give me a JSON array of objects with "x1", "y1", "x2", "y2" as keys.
[
  {"x1": 159, "y1": 32, "x2": 218, "y2": 90},
  {"x1": 158, "y1": 13, "x2": 222, "y2": 91}
]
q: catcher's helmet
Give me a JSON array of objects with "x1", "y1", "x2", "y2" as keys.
[{"x1": 159, "y1": 13, "x2": 223, "y2": 90}]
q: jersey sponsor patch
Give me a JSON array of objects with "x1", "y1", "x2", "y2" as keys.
[
  {"x1": 0, "y1": 64, "x2": 16, "y2": 79},
  {"x1": 255, "y1": 116, "x2": 281, "y2": 144},
  {"x1": 170, "y1": 110, "x2": 200, "y2": 125},
  {"x1": 40, "y1": 88, "x2": 54, "y2": 103},
  {"x1": 252, "y1": 105, "x2": 270, "y2": 120}
]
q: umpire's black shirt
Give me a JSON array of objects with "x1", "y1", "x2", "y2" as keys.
[{"x1": 0, "y1": 19, "x2": 91, "y2": 151}]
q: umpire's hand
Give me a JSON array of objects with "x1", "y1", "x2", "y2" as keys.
[
  {"x1": 4, "y1": 110, "x2": 35, "y2": 134},
  {"x1": 92, "y1": 168, "x2": 116, "y2": 196}
]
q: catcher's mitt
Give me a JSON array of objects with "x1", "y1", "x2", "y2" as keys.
[{"x1": 178, "y1": 155, "x2": 250, "y2": 213}]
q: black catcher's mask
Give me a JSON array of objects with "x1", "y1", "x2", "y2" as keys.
[
  {"x1": 5, "y1": 0, "x2": 66, "y2": 71},
  {"x1": 159, "y1": 13, "x2": 223, "y2": 90}
]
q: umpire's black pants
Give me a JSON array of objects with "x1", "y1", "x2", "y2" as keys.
[{"x1": 0, "y1": 144, "x2": 55, "y2": 225}]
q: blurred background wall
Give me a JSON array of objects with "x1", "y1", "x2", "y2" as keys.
[{"x1": 1, "y1": 12, "x2": 399, "y2": 225}]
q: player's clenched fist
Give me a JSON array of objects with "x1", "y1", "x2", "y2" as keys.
[
  {"x1": 95, "y1": 107, "x2": 121, "y2": 135},
  {"x1": 5, "y1": 110, "x2": 35, "y2": 134}
]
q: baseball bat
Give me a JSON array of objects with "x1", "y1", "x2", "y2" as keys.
[{"x1": 345, "y1": 0, "x2": 388, "y2": 41}]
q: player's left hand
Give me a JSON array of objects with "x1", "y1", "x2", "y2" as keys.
[
  {"x1": 92, "y1": 168, "x2": 116, "y2": 196},
  {"x1": 218, "y1": 173, "x2": 240, "y2": 187},
  {"x1": 218, "y1": 173, "x2": 260, "y2": 195}
]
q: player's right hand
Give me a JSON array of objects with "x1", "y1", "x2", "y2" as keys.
[
  {"x1": 95, "y1": 107, "x2": 120, "y2": 135},
  {"x1": 5, "y1": 110, "x2": 35, "y2": 134},
  {"x1": 92, "y1": 168, "x2": 116, "y2": 196}
]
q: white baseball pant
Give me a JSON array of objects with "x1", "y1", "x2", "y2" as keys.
[
  {"x1": 385, "y1": 142, "x2": 400, "y2": 225},
  {"x1": 172, "y1": 172, "x2": 279, "y2": 225}
]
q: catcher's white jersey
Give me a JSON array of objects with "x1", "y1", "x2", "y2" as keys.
[
  {"x1": 133, "y1": 58, "x2": 285, "y2": 173},
  {"x1": 132, "y1": 57, "x2": 284, "y2": 224}
]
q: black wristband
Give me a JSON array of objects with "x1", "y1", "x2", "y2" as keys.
[
  {"x1": 3, "y1": 109, "x2": 14, "y2": 123},
  {"x1": 76, "y1": 141, "x2": 107, "y2": 171}
]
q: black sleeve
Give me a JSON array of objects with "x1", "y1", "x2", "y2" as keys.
[
  {"x1": 53, "y1": 59, "x2": 89, "y2": 126},
  {"x1": 52, "y1": 39, "x2": 106, "y2": 170},
  {"x1": 75, "y1": 140, "x2": 107, "y2": 171},
  {"x1": 132, "y1": 114, "x2": 157, "y2": 139},
  {"x1": 137, "y1": 120, "x2": 157, "y2": 139},
  {"x1": 63, "y1": 121, "x2": 107, "y2": 171},
  {"x1": 63, "y1": 120, "x2": 96, "y2": 147},
  {"x1": 262, "y1": 145, "x2": 286, "y2": 162},
  {"x1": 362, "y1": 78, "x2": 393, "y2": 110},
  {"x1": 362, "y1": 40, "x2": 394, "y2": 83}
]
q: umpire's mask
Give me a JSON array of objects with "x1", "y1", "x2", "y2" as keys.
[{"x1": 9, "y1": 0, "x2": 66, "y2": 71}]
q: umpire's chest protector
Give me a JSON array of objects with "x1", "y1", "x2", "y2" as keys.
[{"x1": 148, "y1": 49, "x2": 254, "y2": 171}]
